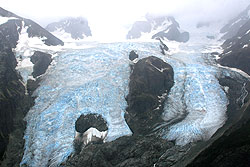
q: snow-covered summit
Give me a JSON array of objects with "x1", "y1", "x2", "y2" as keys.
[
  {"x1": 46, "y1": 17, "x2": 92, "y2": 41},
  {"x1": 127, "y1": 15, "x2": 189, "y2": 43},
  {"x1": 220, "y1": 4, "x2": 250, "y2": 40}
]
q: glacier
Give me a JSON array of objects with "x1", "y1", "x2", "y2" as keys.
[
  {"x1": 20, "y1": 42, "x2": 162, "y2": 167},
  {"x1": 19, "y1": 25, "x2": 249, "y2": 166}
]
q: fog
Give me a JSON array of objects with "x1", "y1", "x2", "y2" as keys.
[{"x1": 1, "y1": 0, "x2": 249, "y2": 39}]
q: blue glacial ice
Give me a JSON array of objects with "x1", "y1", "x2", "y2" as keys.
[
  {"x1": 20, "y1": 42, "x2": 162, "y2": 167},
  {"x1": 20, "y1": 36, "x2": 242, "y2": 166}
]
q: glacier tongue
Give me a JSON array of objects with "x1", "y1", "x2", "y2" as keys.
[
  {"x1": 20, "y1": 43, "x2": 141, "y2": 167},
  {"x1": 20, "y1": 35, "x2": 232, "y2": 166}
]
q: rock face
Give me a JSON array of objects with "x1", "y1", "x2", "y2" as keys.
[
  {"x1": 0, "y1": 7, "x2": 64, "y2": 47},
  {"x1": 0, "y1": 29, "x2": 33, "y2": 165},
  {"x1": 219, "y1": 9, "x2": 250, "y2": 75},
  {"x1": 125, "y1": 56, "x2": 174, "y2": 134},
  {"x1": 220, "y1": 4, "x2": 250, "y2": 40},
  {"x1": 75, "y1": 114, "x2": 108, "y2": 133},
  {"x1": 187, "y1": 77, "x2": 250, "y2": 167},
  {"x1": 0, "y1": 7, "x2": 59, "y2": 166},
  {"x1": 127, "y1": 15, "x2": 189, "y2": 42},
  {"x1": 46, "y1": 17, "x2": 92, "y2": 40},
  {"x1": 65, "y1": 135, "x2": 174, "y2": 167},
  {"x1": 30, "y1": 51, "x2": 52, "y2": 78}
]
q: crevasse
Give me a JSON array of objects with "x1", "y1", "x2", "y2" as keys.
[{"x1": 20, "y1": 42, "x2": 161, "y2": 167}]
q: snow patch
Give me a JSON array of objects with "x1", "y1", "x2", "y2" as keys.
[
  {"x1": 246, "y1": 29, "x2": 250, "y2": 35},
  {"x1": 0, "y1": 16, "x2": 18, "y2": 25},
  {"x1": 243, "y1": 44, "x2": 248, "y2": 48}
]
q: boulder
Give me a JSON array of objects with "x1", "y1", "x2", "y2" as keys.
[
  {"x1": 128, "y1": 50, "x2": 138, "y2": 61},
  {"x1": 125, "y1": 56, "x2": 174, "y2": 134}
]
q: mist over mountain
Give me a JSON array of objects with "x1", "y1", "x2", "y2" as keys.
[
  {"x1": 46, "y1": 17, "x2": 92, "y2": 40},
  {"x1": 0, "y1": 1, "x2": 250, "y2": 167},
  {"x1": 127, "y1": 15, "x2": 190, "y2": 42}
]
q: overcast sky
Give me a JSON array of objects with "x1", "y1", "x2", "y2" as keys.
[{"x1": 1, "y1": 0, "x2": 249, "y2": 39}]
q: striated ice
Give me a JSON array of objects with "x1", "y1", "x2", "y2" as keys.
[
  {"x1": 20, "y1": 42, "x2": 162, "y2": 167},
  {"x1": 20, "y1": 29, "x2": 246, "y2": 165}
]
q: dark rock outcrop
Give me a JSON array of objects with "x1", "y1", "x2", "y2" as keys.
[
  {"x1": 75, "y1": 114, "x2": 108, "y2": 133},
  {"x1": 127, "y1": 15, "x2": 189, "y2": 42},
  {"x1": 65, "y1": 135, "x2": 174, "y2": 167},
  {"x1": 125, "y1": 56, "x2": 174, "y2": 135},
  {"x1": 220, "y1": 4, "x2": 250, "y2": 40},
  {"x1": 158, "y1": 38, "x2": 169, "y2": 55},
  {"x1": 0, "y1": 7, "x2": 64, "y2": 47},
  {"x1": 46, "y1": 17, "x2": 92, "y2": 40},
  {"x1": 128, "y1": 50, "x2": 138, "y2": 61},
  {"x1": 0, "y1": 31, "x2": 33, "y2": 166},
  {"x1": 30, "y1": 51, "x2": 52, "y2": 78},
  {"x1": 0, "y1": 7, "x2": 59, "y2": 166}
]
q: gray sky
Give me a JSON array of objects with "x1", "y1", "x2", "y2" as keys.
[{"x1": 1, "y1": 0, "x2": 249, "y2": 39}]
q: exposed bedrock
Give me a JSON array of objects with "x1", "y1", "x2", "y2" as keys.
[
  {"x1": 125, "y1": 56, "x2": 174, "y2": 135},
  {"x1": 0, "y1": 33, "x2": 33, "y2": 166},
  {"x1": 30, "y1": 51, "x2": 52, "y2": 78},
  {"x1": 128, "y1": 50, "x2": 138, "y2": 61},
  {"x1": 75, "y1": 114, "x2": 108, "y2": 133}
]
